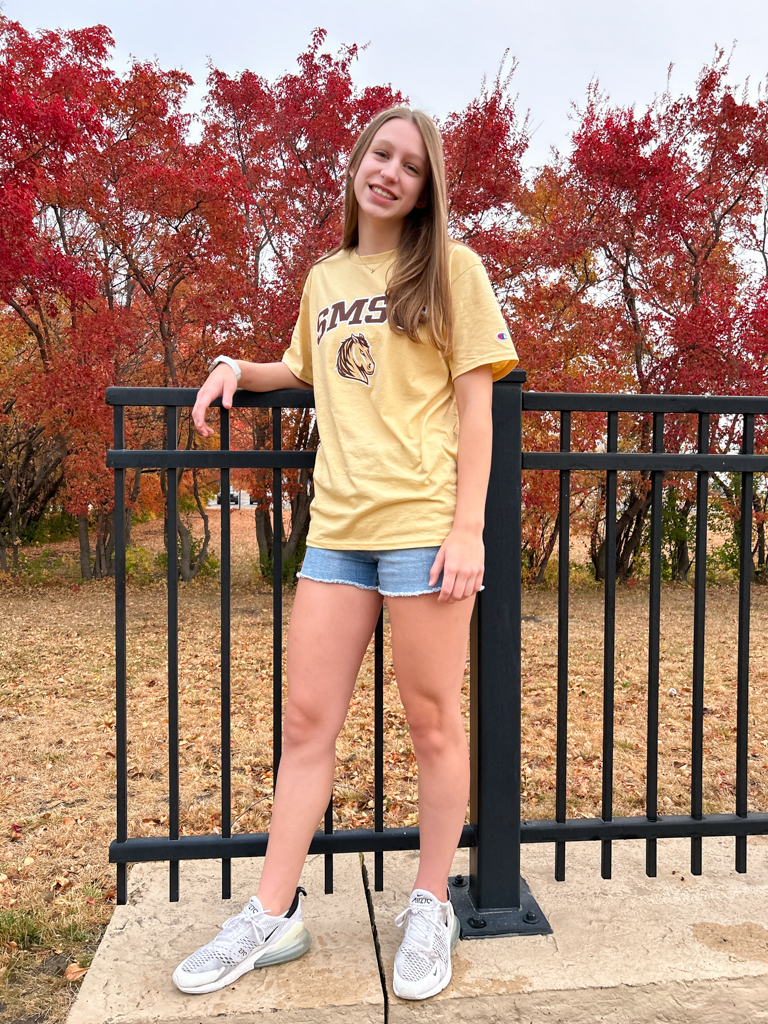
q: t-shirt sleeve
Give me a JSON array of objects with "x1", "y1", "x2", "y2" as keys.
[
  {"x1": 282, "y1": 274, "x2": 314, "y2": 385},
  {"x1": 447, "y1": 249, "x2": 518, "y2": 382}
]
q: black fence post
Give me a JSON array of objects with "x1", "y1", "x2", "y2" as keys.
[
  {"x1": 449, "y1": 369, "x2": 551, "y2": 938},
  {"x1": 113, "y1": 403, "x2": 128, "y2": 905}
]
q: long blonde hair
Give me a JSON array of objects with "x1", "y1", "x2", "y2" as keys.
[{"x1": 321, "y1": 107, "x2": 453, "y2": 355}]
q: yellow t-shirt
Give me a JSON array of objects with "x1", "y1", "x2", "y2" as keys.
[{"x1": 282, "y1": 243, "x2": 518, "y2": 549}]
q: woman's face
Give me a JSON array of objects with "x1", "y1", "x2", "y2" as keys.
[{"x1": 352, "y1": 117, "x2": 429, "y2": 233}]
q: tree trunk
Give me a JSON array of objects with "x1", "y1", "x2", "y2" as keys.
[
  {"x1": 92, "y1": 510, "x2": 115, "y2": 578},
  {"x1": 533, "y1": 512, "x2": 560, "y2": 584},
  {"x1": 670, "y1": 499, "x2": 693, "y2": 583},
  {"x1": 251, "y1": 414, "x2": 316, "y2": 582},
  {"x1": 616, "y1": 501, "x2": 649, "y2": 580},
  {"x1": 590, "y1": 482, "x2": 606, "y2": 581},
  {"x1": 0, "y1": 402, "x2": 66, "y2": 572},
  {"x1": 283, "y1": 465, "x2": 313, "y2": 565},
  {"x1": 255, "y1": 508, "x2": 274, "y2": 577},
  {"x1": 105, "y1": 518, "x2": 115, "y2": 575},
  {"x1": 124, "y1": 469, "x2": 142, "y2": 549},
  {"x1": 0, "y1": 543, "x2": 6, "y2": 573},
  {"x1": 160, "y1": 469, "x2": 168, "y2": 557},
  {"x1": 592, "y1": 485, "x2": 652, "y2": 582},
  {"x1": 78, "y1": 515, "x2": 92, "y2": 580},
  {"x1": 93, "y1": 512, "x2": 106, "y2": 578},
  {"x1": 754, "y1": 505, "x2": 766, "y2": 583},
  {"x1": 175, "y1": 470, "x2": 212, "y2": 582},
  {"x1": 177, "y1": 515, "x2": 193, "y2": 582},
  {"x1": 9, "y1": 503, "x2": 20, "y2": 574},
  {"x1": 673, "y1": 534, "x2": 691, "y2": 583},
  {"x1": 187, "y1": 468, "x2": 212, "y2": 579}
]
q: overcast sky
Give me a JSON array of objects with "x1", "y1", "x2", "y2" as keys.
[{"x1": 6, "y1": 0, "x2": 768, "y2": 168}]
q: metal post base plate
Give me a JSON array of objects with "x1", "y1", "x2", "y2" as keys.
[{"x1": 449, "y1": 874, "x2": 552, "y2": 939}]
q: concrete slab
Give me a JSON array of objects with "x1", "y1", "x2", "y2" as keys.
[
  {"x1": 370, "y1": 837, "x2": 768, "y2": 1023},
  {"x1": 68, "y1": 853, "x2": 384, "y2": 1024}
]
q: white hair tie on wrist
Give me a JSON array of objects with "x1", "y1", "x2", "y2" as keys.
[{"x1": 208, "y1": 355, "x2": 241, "y2": 383}]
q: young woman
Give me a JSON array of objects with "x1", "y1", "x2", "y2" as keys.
[{"x1": 173, "y1": 107, "x2": 517, "y2": 1002}]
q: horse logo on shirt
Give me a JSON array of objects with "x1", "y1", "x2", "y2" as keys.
[{"x1": 336, "y1": 332, "x2": 376, "y2": 386}]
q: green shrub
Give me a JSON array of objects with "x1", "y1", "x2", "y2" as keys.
[
  {"x1": 538, "y1": 556, "x2": 597, "y2": 590},
  {"x1": 14, "y1": 550, "x2": 78, "y2": 584},
  {"x1": 125, "y1": 545, "x2": 157, "y2": 583},
  {"x1": 256, "y1": 536, "x2": 307, "y2": 586},
  {"x1": 20, "y1": 507, "x2": 79, "y2": 545},
  {"x1": 154, "y1": 534, "x2": 219, "y2": 580}
]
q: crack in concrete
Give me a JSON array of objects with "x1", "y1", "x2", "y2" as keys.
[{"x1": 360, "y1": 853, "x2": 389, "y2": 1023}]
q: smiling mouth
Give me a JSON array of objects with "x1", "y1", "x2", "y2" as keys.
[{"x1": 370, "y1": 185, "x2": 397, "y2": 200}]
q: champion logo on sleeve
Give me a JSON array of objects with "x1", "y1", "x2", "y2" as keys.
[{"x1": 497, "y1": 331, "x2": 509, "y2": 341}]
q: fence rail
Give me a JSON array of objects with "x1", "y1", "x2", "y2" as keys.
[
  {"x1": 526, "y1": 388, "x2": 768, "y2": 882},
  {"x1": 107, "y1": 372, "x2": 768, "y2": 937}
]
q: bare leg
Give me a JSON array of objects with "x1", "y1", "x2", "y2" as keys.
[
  {"x1": 386, "y1": 593, "x2": 474, "y2": 900},
  {"x1": 256, "y1": 579, "x2": 383, "y2": 915}
]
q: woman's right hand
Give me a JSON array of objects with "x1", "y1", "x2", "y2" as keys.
[{"x1": 191, "y1": 364, "x2": 239, "y2": 438}]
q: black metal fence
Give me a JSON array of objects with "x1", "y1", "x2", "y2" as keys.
[{"x1": 106, "y1": 371, "x2": 768, "y2": 938}]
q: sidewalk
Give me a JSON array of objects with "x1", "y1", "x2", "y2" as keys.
[
  {"x1": 67, "y1": 853, "x2": 383, "y2": 1024},
  {"x1": 68, "y1": 837, "x2": 768, "y2": 1024}
]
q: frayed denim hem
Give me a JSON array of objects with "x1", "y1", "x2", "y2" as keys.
[
  {"x1": 296, "y1": 572, "x2": 444, "y2": 598},
  {"x1": 378, "y1": 586, "x2": 443, "y2": 597},
  {"x1": 379, "y1": 584, "x2": 485, "y2": 597},
  {"x1": 296, "y1": 571, "x2": 379, "y2": 592},
  {"x1": 297, "y1": 573, "x2": 486, "y2": 598},
  {"x1": 382, "y1": 583, "x2": 487, "y2": 596}
]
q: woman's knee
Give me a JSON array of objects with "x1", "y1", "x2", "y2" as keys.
[
  {"x1": 407, "y1": 705, "x2": 465, "y2": 760},
  {"x1": 282, "y1": 700, "x2": 342, "y2": 751}
]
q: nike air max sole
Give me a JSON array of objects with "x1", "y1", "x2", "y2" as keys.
[{"x1": 172, "y1": 921, "x2": 311, "y2": 994}]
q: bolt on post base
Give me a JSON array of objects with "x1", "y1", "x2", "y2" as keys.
[{"x1": 449, "y1": 874, "x2": 552, "y2": 939}]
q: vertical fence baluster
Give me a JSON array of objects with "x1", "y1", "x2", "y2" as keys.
[
  {"x1": 323, "y1": 798, "x2": 334, "y2": 893},
  {"x1": 166, "y1": 407, "x2": 180, "y2": 901},
  {"x1": 272, "y1": 408, "x2": 283, "y2": 784},
  {"x1": 374, "y1": 610, "x2": 385, "y2": 891},
  {"x1": 220, "y1": 406, "x2": 232, "y2": 899},
  {"x1": 736, "y1": 414, "x2": 754, "y2": 873},
  {"x1": 690, "y1": 413, "x2": 709, "y2": 876},
  {"x1": 555, "y1": 411, "x2": 571, "y2": 882},
  {"x1": 114, "y1": 405, "x2": 128, "y2": 905},
  {"x1": 601, "y1": 411, "x2": 618, "y2": 880},
  {"x1": 646, "y1": 412, "x2": 664, "y2": 877}
]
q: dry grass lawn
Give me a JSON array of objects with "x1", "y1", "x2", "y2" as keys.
[{"x1": 1, "y1": 509, "x2": 767, "y2": 1022}]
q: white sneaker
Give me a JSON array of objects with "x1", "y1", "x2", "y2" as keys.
[
  {"x1": 392, "y1": 888, "x2": 460, "y2": 1000},
  {"x1": 172, "y1": 887, "x2": 310, "y2": 994}
]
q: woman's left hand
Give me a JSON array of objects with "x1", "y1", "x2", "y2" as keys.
[{"x1": 429, "y1": 527, "x2": 485, "y2": 604}]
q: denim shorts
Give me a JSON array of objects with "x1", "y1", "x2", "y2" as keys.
[{"x1": 297, "y1": 546, "x2": 443, "y2": 597}]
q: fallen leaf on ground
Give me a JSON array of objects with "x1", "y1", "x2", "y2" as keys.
[{"x1": 65, "y1": 963, "x2": 88, "y2": 981}]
